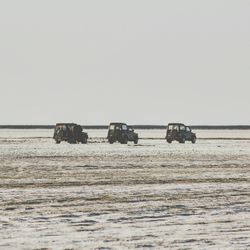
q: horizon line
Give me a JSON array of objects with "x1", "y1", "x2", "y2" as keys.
[{"x1": 1, "y1": 125, "x2": 250, "y2": 130}]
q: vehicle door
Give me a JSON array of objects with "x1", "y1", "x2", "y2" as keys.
[
  {"x1": 128, "y1": 126, "x2": 135, "y2": 140},
  {"x1": 179, "y1": 125, "x2": 186, "y2": 138},
  {"x1": 108, "y1": 124, "x2": 115, "y2": 138},
  {"x1": 170, "y1": 124, "x2": 179, "y2": 139},
  {"x1": 185, "y1": 126, "x2": 192, "y2": 140},
  {"x1": 122, "y1": 124, "x2": 130, "y2": 140},
  {"x1": 115, "y1": 124, "x2": 122, "y2": 139}
]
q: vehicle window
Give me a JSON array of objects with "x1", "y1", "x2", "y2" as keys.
[
  {"x1": 173, "y1": 125, "x2": 179, "y2": 130},
  {"x1": 186, "y1": 127, "x2": 190, "y2": 132},
  {"x1": 180, "y1": 125, "x2": 185, "y2": 131},
  {"x1": 115, "y1": 126, "x2": 121, "y2": 130},
  {"x1": 168, "y1": 125, "x2": 173, "y2": 130},
  {"x1": 128, "y1": 127, "x2": 134, "y2": 131},
  {"x1": 109, "y1": 125, "x2": 115, "y2": 130},
  {"x1": 122, "y1": 125, "x2": 127, "y2": 130}
]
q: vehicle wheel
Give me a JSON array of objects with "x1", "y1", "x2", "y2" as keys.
[
  {"x1": 56, "y1": 140, "x2": 60, "y2": 144},
  {"x1": 179, "y1": 137, "x2": 185, "y2": 143},
  {"x1": 167, "y1": 139, "x2": 172, "y2": 143},
  {"x1": 108, "y1": 139, "x2": 114, "y2": 144},
  {"x1": 191, "y1": 136, "x2": 196, "y2": 144},
  {"x1": 134, "y1": 138, "x2": 138, "y2": 144},
  {"x1": 82, "y1": 137, "x2": 87, "y2": 144}
]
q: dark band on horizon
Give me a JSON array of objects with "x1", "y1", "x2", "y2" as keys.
[{"x1": 0, "y1": 125, "x2": 250, "y2": 130}]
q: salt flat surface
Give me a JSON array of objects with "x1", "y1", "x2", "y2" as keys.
[
  {"x1": 1, "y1": 128, "x2": 250, "y2": 139},
  {"x1": 0, "y1": 129, "x2": 250, "y2": 249}
]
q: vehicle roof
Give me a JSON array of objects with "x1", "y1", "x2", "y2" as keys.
[
  {"x1": 109, "y1": 122, "x2": 127, "y2": 126},
  {"x1": 167, "y1": 123, "x2": 185, "y2": 126},
  {"x1": 55, "y1": 123, "x2": 77, "y2": 126}
]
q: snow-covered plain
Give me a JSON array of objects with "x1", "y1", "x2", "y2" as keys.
[{"x1": 0, "y1": 129, "x2": 250, "y2": 249}]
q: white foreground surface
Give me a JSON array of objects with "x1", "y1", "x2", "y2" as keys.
[{"x1": 0, "y1": 129, "x2": 250, "y2": 249}]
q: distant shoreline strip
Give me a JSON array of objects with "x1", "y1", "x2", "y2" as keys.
[
  {"x1": 0, "y1": 137, "x2": 250, "y2": 141},
  {"x1": 0, "y1": 125, "x2": 250, "y2": 130}
]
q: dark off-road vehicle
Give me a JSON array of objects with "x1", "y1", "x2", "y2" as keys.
[
  {"x1": 107, "y1": 123, "x2": 139, "y2": 144},
  {"x1": 166, "y1": 123, "x2": 196, "y2": 143},
  {"x1": 53, "y1": 123, "x2": 88, "y2": 144}
]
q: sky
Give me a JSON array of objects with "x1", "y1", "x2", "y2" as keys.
[{"x1": 0, "y1": 0, "x2": 249, "y2": 125}]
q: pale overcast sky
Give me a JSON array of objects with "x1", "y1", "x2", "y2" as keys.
[{"x1": 0, "y1": 1, "x2": 249, "y2": 125}]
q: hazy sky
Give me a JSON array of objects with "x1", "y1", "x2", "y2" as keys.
[{"x1": 0, "y1": 1, "x2": 249, "y2": 125}]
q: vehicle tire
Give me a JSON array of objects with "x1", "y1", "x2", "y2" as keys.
[
  {"x1": 167, "y1": 139, "x2": 172, "y2": 143},
  {"x1": 69, "y1": 139, "x2": 76, "y2": 144},
  {"x1": 179, "y1": 137, "x2": 185, "y2": 143},
  {"x1": 108, "y1": 139, "x2": 114, "y2": 144},
  {"x1": 56, "y1": 140, "x2": 60, "y2": 144},
  {"x1": 82, "y1": 137, "x2": 87, "y2": 144},
  {"x1": 191, "y1": 136, "x2": 196, "y2": 144},
  {"x1": 134, "y1": 138, "x2": 138, "y2": 144}
]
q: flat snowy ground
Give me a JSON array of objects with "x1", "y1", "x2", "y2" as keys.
[{"x1": 0, "y1": 129, "x2": 250, "y2": 249}]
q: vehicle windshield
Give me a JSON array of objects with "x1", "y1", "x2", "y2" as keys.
[
  {"x1": 122, "y1": 125, "x2": 127, "y2": 130},
  {"x1": 109, "y1": 125, "x2": 115, "y2": 130},
  {"x1": 168, "y1": 125, "x2": 179, "y2": 131},
  {"x1": 180, "y1": 125, "x2": 185, "y2": 131},
  {"x1": 109, "y1": 124, "x2": 128, "y2": 131}
]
